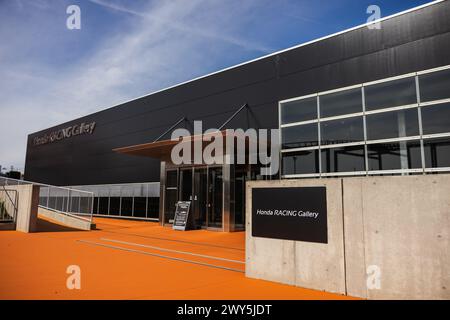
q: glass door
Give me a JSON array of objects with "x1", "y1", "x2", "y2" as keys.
[
  {"x1": 207, "y1": 167, "x2": 223, "y2": 229},
  {"x1": 234, "y1": 166, "x2": 247, "y2": 229},
  {"x1": 179, "y1": 168, "x2": 193, "y2": 202},
  {"x1": 193, "y1": 168, "x2": 208, "y2": 228},
  {"x1": 164, "y1": 170, "x2": 178, "y2": 224},
  {"x1": 165, "y1": 166, "x2": 223, "y2": 230}
]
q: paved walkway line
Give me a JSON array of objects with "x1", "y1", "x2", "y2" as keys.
[
  {"x1": 100, "y1": 229, "x2": 245, "y2": 251},
  {"x1": 77, "y1": 239, "x2": 245, "y2": 273},
  {"x1": 100, "y1": 238, "x2": 245, "y2": 264}
]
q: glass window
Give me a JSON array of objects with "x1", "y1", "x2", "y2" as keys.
[
  {"x1": 180, "y1": 169, "x2": 192, "y2": 201},
  {"x1": 69, "y1": 197, "x2": 79, "y2": 213},
  {"x1": 321, "y1": 145, "x2": 365, "y2": 173},
  {"x1": 48, "y1": 196, "x2": 56, "y2": 210},
  {"x1": 133, "y1": 197, "x2": 146, "y2": 217},
  {"x1": 234, "y1": 167, "x2": 247, "y2": 228},
  {"x1": 93, "y1": 197, "x2": 98, "y2": 215},
  {"x1": 208, "y1": 167, "x2": 223, "y2": 228},
  {"x1": 367, "y1": 140, "x2": 422, "y2": 171},
  {"x1": 109, "y1": 197, "x2": 120, "y2": 216},
  {"x1": 79, "y1": 196, "x2": 91, "y2": 214},
  {"x1": 320, "y1": 116, "x2": 364, "y2": 145},
  {"x1": 421, "y1": 103, "x2": 450, "y2": 135},
  {"x1": 39, "y1": 193, "x2": 47, "y2": 206},
  {"x1": 147, "y1": 197, "x2": 160, "y2": 219},
  {"x1": 166, "y1": 170, "x2": 178, "y2": 187},
  {"x1": 419, "y1": 69, "x2": 450, "y2": 102},
  {"x1": 109, "y1": 197, "x2": 120, "y2": 215},
  {"x1": 366, "y1": 108, "x2": 420, "y2": 141},
  {"x1": 365, "y1": 77, "x2": 417, "y2": 111},
  {"x1": 164, "y1": 190, "x2": 177, "y2": 223},
  {"x1": 423, "y1": 137, "x2": 450, "y2": 168},
  {"x1": 282, "y1": 123, "x2": 318, "y2": 149},
  {"x1": 320, "y1": 88, "x2": 362, "y2": 118},
  {"x1": 281, "y1": 97, "x2": 317, "y2": 124},
  {"x1": 282, "y1": 150, "x2": 320, "y2": 175},
  {"x1": 120, "y1": 197, "x2": 133, "y2": 216},
  {"x1": 98, "y1": 197, "x2": 109, "y2": 215}
]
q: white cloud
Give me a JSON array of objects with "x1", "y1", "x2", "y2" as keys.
[{"x1": 0, "y1": 0, "x2": 273, "y2": 172}]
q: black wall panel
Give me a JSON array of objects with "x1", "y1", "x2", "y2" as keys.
[{"x1": 25, "y1": 1, "x2": 450, "y2": 186}]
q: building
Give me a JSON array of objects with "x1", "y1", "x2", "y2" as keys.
[{"x1": 25, "y1": 1, "x2": 450, "y2": 232}]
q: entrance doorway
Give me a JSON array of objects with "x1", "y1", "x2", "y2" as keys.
[{"x1": 165, "y1": 166, "x2": 223, "y2": 230}]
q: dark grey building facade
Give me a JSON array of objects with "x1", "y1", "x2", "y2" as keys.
[{"x1": 24, "y1": 1, "x2": 450, "y2": 229}]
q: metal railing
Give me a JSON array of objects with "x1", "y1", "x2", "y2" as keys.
[
  {"x1": 0, "y1": 176, "x2": 94, "y2": 223},
  {"x1": 0, "y1": 188, "x2": 18, "y2": 222}
]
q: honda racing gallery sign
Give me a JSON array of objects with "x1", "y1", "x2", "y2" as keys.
[{"x1": 33, "y1": 122, "x2": 96, "y2": 146}]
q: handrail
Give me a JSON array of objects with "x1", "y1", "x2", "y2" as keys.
[
  {"x1": 0, "y1": 188, "x2": 18, "y2": 222},
  {"x1": 1, "y1": 185, "x2": 18, "y2": 214},
  {"x1": 0, "y1": 176, "x2": 92, "y2": 194},
  {"x1": 0, "y1": 176, "x2": 94, "y2": 223}
]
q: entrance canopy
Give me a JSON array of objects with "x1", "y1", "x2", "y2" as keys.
[
  {"x1": 113, "y1": 130, "x2": 226, "y2": 161},
  {"x1": 113, "y1": 130, "x2": 269, "y2": 164}
]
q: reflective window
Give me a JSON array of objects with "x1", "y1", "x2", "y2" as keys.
[
  {"x1": 282, "y1": 150, "x2": 320, "y2": 175},
  {"x1": 365, "y1": 77, "x2": 417, "y2": 111},
  {"x1": 419, "y1": 69, "x2": 450, "y2": 102},
  {"x1": 320, "y1": 88, "x2": 362, "y2": 118},
  {"x1": 147, "y1": 198, "x2": 160, "y2": 219},
  {"x1": 165, "y1": 171, "x2": 178, "y2": 223},
  {"x1": 180, "y1": 169, "x2": 193, "y2": 201},
  {"x1": 366, "y1": 108, "x2": 419, "y2": 141},
  {"x1": 98, "y1": 197, "x2": 109, "y2": 215},
  {"x1": 208, "y1": 167, "x2": 223, "y2": 228},
  {"x1": 166, "y1": 170, "x2": 178, "y2": 187},
  {"x1": 423, "y1": 137, "x2": 450, "y2": 168},
  {"x1": 79, "y1": 196, "x2": 91, "y2": 214},
  {"x1": 121, "y1": 197, "x2": 133, "y2": 216},
  {"x1": 320, "y1": 116, "x2": 364, "y2": 145},
  {"x1": 93, "y1": 197, "x2": 98, "y2": 214},
  {"x1": 133, "y1": 197, "x2": 147, "y2": 217},
  {"x1": 281, "y1": 97, "x2": 317, "y2": 124},
  {"x1": 109, "y1": 197, "x2": 120, "y2": 215},
  {"x1": 164, "y1": 190, "x2": 177, "y2": 223},
  {"x1": 48, "y1": 197, "x2": 56, "y2": 210},
  {"x1": 321, "y1": 146, "x2": 365, "y2": 173},
  {"x1": 282, "y1": 124, "x2": 318, "y2": 149},
  {"x1": 280, "y1": 66, "x2": 450, "y2": 177},
  {"x1": 367, "y1": 141, "x2": 422, "y2": 171},
  {"x1": 421, "y1": 103, "x2": 450, "y2": 135},
  {"x1": 234, "y1": 167, "x2": 247, "y2": 228},
  {"x1": 69, "y1": 197, "x2": 79, "y2": 213}
]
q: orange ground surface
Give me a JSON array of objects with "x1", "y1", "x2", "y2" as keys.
[{"x1": 0, "y1": 216, "x2": 354, "y2": 300}]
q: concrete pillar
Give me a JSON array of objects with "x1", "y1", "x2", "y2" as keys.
[{"x1": 14, "y1": 184, "x2": 40, "y2": 233}]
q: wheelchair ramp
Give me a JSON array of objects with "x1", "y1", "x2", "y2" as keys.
[
  {"x1": 1, "y1": 176, "x2": 95, "y2": 232},
  {"x1": 38, "y1": 207, "x2": 95, "y2": 231}
]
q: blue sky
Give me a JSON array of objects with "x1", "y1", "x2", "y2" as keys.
[{"x1": 0, "y1": 0, "x2": 434, "y2": 172}]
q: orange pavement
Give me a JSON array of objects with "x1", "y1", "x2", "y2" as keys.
[{"x1": 0, "y1": 216, "x2": 355, "y2": 300}]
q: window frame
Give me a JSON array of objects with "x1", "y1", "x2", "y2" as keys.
[{"x1": 279, "y1": 64, "x2": 450, "y2": 178}]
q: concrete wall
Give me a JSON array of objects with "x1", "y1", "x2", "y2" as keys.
[
  {"x1": 246, "y1": 179, "x2": 346, "y2": 295},
  {"x1": 246, "y1": 175, "x2": 450, "y2": 300},
  {"x1": 2, "y1": 184, "x2": 40, "y2": 233},
  {"x1": 343, "y1": 175, "x2": 450, "y2": 300},
  {"x1": 0, "y1": 223, "x2": 16, "y2": 231},
  {"x1": 38, "y1": 207, "x2": 95, "y2": 231}
]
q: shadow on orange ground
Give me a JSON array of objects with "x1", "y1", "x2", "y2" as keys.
[
  {"x1": 0, "y1": 216, "x2": 356, "y2": 300},
  {"x1": 36, "y1": 217, "x2": 83, "y2": 233}
]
